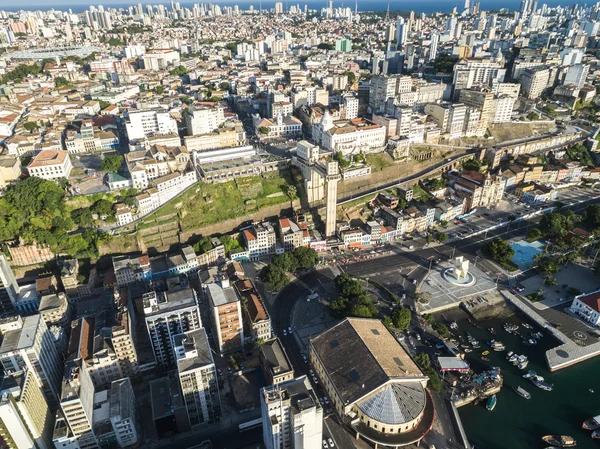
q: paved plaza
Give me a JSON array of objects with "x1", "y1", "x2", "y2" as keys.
[
  {"x1": 520, "y1": 263, "x2": 600, "y2": 309},
  {"x1": 418, "y1": 261, "x2": 498, "y2": 313}
]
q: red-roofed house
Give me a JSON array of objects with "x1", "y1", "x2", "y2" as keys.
[{"x1": 572, "y1": 290, "x2": 600, "y2": 326}]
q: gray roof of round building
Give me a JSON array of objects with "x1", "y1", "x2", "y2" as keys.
[{"x1": 357, "y1": 382, "x2": 426, "y2": 425}]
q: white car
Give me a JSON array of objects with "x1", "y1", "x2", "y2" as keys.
[
  {"x1": 323, "y1": 440, "x2": 328, "y2": 448},
  {"x1": 288, "y1": 326, "x2": 293, "y2": 333},
  {"x1": 328, "y1": 438, "x2": 335, "y2": 448},
  {"x1": 283, "y1": 329, "x2": 287, "y2": 336}
]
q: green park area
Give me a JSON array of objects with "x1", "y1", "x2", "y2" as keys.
[{"x1": 139, "y1": 168, "x2": 303, "y2": 232}]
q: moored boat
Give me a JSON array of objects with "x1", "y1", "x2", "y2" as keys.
[
  {"x1": 481, "y1": 356, "x2": 490, "y2": 361},
  {"x1": 513, "y1": 385, "x2": 531, "y2": 399},
  {"x1": 541, "y1": 435, "x2": 576, "y2": 447},
  {"x1": 486, "y1": 394, "x2": 497, "y2": 411},
  {"x1": 531, "y1": 377, "x2": 553, "y2": 391},
  {"x1": 482, "y1": 350, "x2": 489, "y2": 356},
  {"x1": 592, "y1": 429, "x2": 600, "y2": 439},
  {"x1": 488, "y1": 327, "x2": 496, "y2": 334},
  {"x1": 583, "y1": 415, "x2": 600, "y2": 430}
]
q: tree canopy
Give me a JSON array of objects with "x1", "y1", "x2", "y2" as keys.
[
  {"x1": 100, "y1": 155, "x2": 123, "y2": 173},
  {"x1": 391, "y1": 306, "x2": 411, "y2": 330},
  {"x1": 483, "y1": 238, "x2": 515, "y2": 264},
  {"x1": 0, "y1": 177, "x2": 109, "y2": 257},
  {"x1": 259, "y1": 264, "x2": 289, "y2": 291},
  {"x1": 330, "y1": 274, "x2": 378, "y2": 319}
]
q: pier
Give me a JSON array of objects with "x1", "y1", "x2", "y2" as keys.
[{"x1": 502, "y1": 291, "x2": 600, "y2": 371}]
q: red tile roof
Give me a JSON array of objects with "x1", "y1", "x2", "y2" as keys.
[{"x1": 578, "y1": 291, "x2": 600, "y2": 312}]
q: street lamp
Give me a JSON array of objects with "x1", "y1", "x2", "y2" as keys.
[{"x1": 474, "y1": 255, "x2": 480, "y2": 267}]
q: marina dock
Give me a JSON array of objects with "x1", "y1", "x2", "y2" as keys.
[{"x1": 502, "y1": 291, "x2": 600, "y2": 371}]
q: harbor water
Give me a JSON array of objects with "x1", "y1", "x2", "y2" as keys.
[{"x1": 456, "y1": 313, "x2": 600, "y2": 449}]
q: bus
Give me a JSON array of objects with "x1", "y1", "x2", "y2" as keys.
[{"x1": 239, "y1": 417, "x2": 262, "y2": 432}]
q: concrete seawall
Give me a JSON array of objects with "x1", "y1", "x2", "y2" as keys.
[{"x1": 502, "y1": 291, "x2": 600, "y2": 371}]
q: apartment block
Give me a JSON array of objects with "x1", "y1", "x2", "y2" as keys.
[
  {"x1": 0, "y1": 314, "x2": 62, "y2": 408},
  {"x1": 112, "y1": 254, "x2": 151, "y2": 286},
  {"x1": 0, "y1": 371, "x2": 54, "y2": 449},
  {"x1": 259, "y1": 338, "x2": 294, "y2": 385},
  {"x1": 174, "y1": 329, "x2": 221, "y2": 426},
  {"x1": 125, "y1": 108, "x2": 178, "y2": 141},
  {"x1": 278, "y1": 217, "x2": 304, "y2": 251},
  {"x1": 27, "y1": 150, "x2": 73, "y2": 180},
  {"x1": 520, "y1": 67, "x2": 550, "y2": 99},
  {"x1": 125, "y1": 144, "x2": 190, "y2": 190},
  {"x1": 261, "y1": 376, "x2": 323, "y2": 449},
  {"x1": 235, "y1": 279, "x2": 272, "y2": 343},
  {"x1": 0, "y1": 255, "x2": 18, "y2": 313},
  {"x1": 185, "y1": 105, "x2": 226, "y2": 136},
  {"x1": 243, "y1": 222, "x2": 277, "y2": 260},
  {"x1": 142, "y1": 288, "x2": 203, "y2": 368},
  {"x1": 206, "y1": 279, "x2": 244, "y2": 355},
  {"x1": 109, "y1": 378, "x2": 139, "y2": 448}
]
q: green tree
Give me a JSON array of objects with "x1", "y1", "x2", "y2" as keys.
[
  {"x1": 169, "y1": 65, "x2": 189, "y2": 76},
  {"x1": 345, "y1": 70, "x2": 356, "y2": 84},
  {"x1": 382, "y1": 316, "x2": 393, "y2": 328},
  {"x1": 333, "y1": 151, "x2": 350, "y2": 168},
  {"x1": 391, "y1": 306, "x2": 411, "y2": 330},
  {"x1": 432, "y1": 320, "x2": 450, "y2": 339},
  {"x1": 71, "y1": 208, "x2": 95, "y2": 228},
  {"x1": 585, "y1": 204, "x2": 600, "y2": 227},
  {"x1": 23, "y1": 122, "x2": 38, "y2": 131},
  {"x1": 397, "y1": 198, "x2": 408, "y2": 210},
  {"x1": 331, "y1": 274, "x2": 378, "y2": 318},
  {"x1": 192, "y1": 236, "x2": 213, "y2": 254},
  {"x1": 317, "y1": 42, "x2": 334, "y2": 50},
  {"x1": 100, "y1": 155, "x2": 123, "y2": 172},
  {"x1": 438, "y1": 233, "x2": 448, "y2": 242},
  {"x1": 118, "y1": 188, "x2": 139, "y2": 208},
  {"x1": 99, "y1": 100, "x2": 111, "y2": 109},
  {"x1": 527, "y1": 111, "x2": 540, "y2": 121},
  {"x1": 54, "y1": 76, "x2": 71, "y2": 88},
  {"x1": 484, "y1": 238, "x2": 515, "y2": 264},
  {"x1": 92, "y1": 199, "x2": 113, "y2": 217},
  {"x1": 219, "y1": 234, "x2": 243, "y2": 255},
  {"x1": 258, "y1": 126, "x2": 270, "y2": 136},
  {"x1": 272, "y1": 253, "x2": 299, "y2": 272},
  {"x1": 155, "y1": 86, "x2": 165, "y2": 95},
  {"x1": 526, "y1": 228, "x2": 543, "y2": 241},
  {"x1": 219, "y1": 82, "x2": 230, "y2": 90},
  {"x1": 259, "y1": 264, "x2": 289, "y2": 291},
  {"x1": 292, "y1": 247, "x2": 319, "y2": 269},
  {"x1": 566, "y1": 143, "x2": 594, "y2": 167},
  {"x1": 426, "y1": 234, "x2": 433, "y2": 245}
]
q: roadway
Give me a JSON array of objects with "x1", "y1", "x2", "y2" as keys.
[{"x1": 267, "y1": 189, "x2": 600, "y2": 448}]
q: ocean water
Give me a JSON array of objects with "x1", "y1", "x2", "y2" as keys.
[
  {"x1": 456, "y1": 314, "x2": 600, "y2": 449},
  {"x1": 1, "y1": 0, "x2": 582, "y2": 14}
]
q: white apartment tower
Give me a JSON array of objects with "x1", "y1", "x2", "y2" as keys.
[
  {"x1": 143, "y1": 288, "x2": 203, "y2": 368},
  {"x1": 109, "y1": 378, "x2": 139, "y2": 448},
  {"x1": 261, "y1": 376, "x2": 323, "y2": 449},
  {"x1": 174, "y1": 329, "x2": 221, "y2": 426},
  {"x1": 0, "y1": 315, "x2": 62, "y2": 408},
  {"x1": 186, "y1": 105, "x2": 226, "y2": 136},
  {"x1": 125, "y1": 109, "x2": 178, "y2": 140},
  {"x1": 0, "y1": 255, "x2": 18, "y2": 313},
  {"x1": 0, "y1": 371, "x2": 54, "y2": 449}
]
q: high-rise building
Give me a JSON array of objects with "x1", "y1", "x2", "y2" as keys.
[
  {"x1": 174, "y1": 329, "x2": 221, "y2": 426},
  {"x1": 109, "y1": 378, "x2": 139, "y2": 448},
  {"x1": 143, "y1": 288, "x2": 203, "y2": 368},
  {"x1": 275, "y1": 1, "x2": 283, "y2": 14},
  {"x1": 395, "y1": 18, "x2": 407, "y2": 47},
  {"x1": 0, "y1": 371, "x2": 54, "y2": 449},
  {"x1": 185, "y1": 105, "x2": 226, "y2": 136},
  {"x1": 261, "y1": 376, "x2": 323, "y2": 449},
  {"x1": 0, "y1": 255, "x2": 18, "y2": 313},
  {"x1": 206, "y1": 279, "x2": 244, "y2": 354},
  {"x1": 0, "y1": 315, "x2": 62, "y2": 408},
  {"x1": 429, "y1": 33, "x2": 439, "y2": 62},
  {"x1": 125, "y1": 109, "x2": 178, "y2": 140},
  {"x1": 55, "y1": 361, "x2": 98, "y2": 449}
]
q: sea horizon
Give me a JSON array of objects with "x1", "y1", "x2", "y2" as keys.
[{"x1": 0, "y1": 0, "x2": 582, "y2": 14}]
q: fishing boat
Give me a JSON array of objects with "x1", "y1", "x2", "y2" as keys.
[
  {"x1": 488, "y1": 327, "x2": 496, "y2": 334},
  {"x1": 464, "y1": 348, "x2": 472, "y2": 353},
  {"x1": 531, "y1": 376, "x2": 554, "y2": 391},
  {"x1": 486, "y1": 395, "x2": 497, "y2": 411},
  {"x1": 481, "y1": 356, "x2": 490, "y2": 361},
  {"x1": 506, "y1": 351, "x2": 514, "y2": 359},
  {"x1": 541, "y1": 435, "x2": 576, "y2": 447},
  {"x1": 513, "y1": 385, "x2": 531, "y2": 399},
  {"x1": 523, "y1": 370, "x2": 536, "y2": 379},
  {"x1": 482, "y1": 350, "x2": 489, "y2": 356},
  {"x1": 522, "y1": 322, "x2": 533, "y2": 329},
  {"x1": 523, "y1": 338, "x2": 538, "y2": 346},
  {"x1": 583, "y1": 415, "x2": 600, "y2": 430},
  {"x1": 593, "y1": 429, "x2": 600, "y2": 439},
  {"x1": 491, "y1": 341, "x2": 505, "y2": 351},
  {"x1": 532, "y1": 331, "x2": 544, "y2": 339},
  {"x1": 461, "y1": 344, "x2": 471, "y2": 348},
  {"x1": 516, "y1": 355, "x2": 529, "y2": 369}
]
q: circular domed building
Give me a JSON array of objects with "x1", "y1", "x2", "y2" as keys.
[{"x1": 309, "y1": 318, "x2": 435, "y2": 448}]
